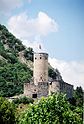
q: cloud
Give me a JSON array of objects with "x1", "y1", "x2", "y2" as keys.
[
  {"x1": 49, "y1": 57, "x2": 84, "y2": 89},
  {"x1": 7, "y1": 12, "x2": 58, "y2": 41},
  {"x1": 0, "y1": 0, "x2": 22, "y2": 14},
  {"x1": 7, "y1": 11, "x2": 58, "y2": 51},
  {"x1": 28, "y1": 0, "x2": 32, "y2": 3},
  {"x1": 22, "y1": 40, "x2": 46, "y2": 53}
]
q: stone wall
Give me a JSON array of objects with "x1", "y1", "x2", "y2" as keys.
[
  {"x1": 24, "y1": 83, "x2": 38, "y2": 98},
  {"x1": 60, "y1": 81, "x2": 73, "y2": 98},
  {"x1": 64, "y1": 82, "x2": 73, "y2": 98},
  {"x1": 49, "y1": 81, "x2": 60, "y2": 95},
  {"x1": 24, "y1": 82, "x2": 49, "y2": 98},
  {"x1": 34, "y1": 53, "x2": 48, "y2": 85},
  {"x1": 49, "y1": 81, "x2": 73, "y2": 98},
  {"x1": 38, "y1": 82, "x2": 49, "y2": 98},
  {"x1": 24, "y1": 81, "x2": 73, "y2": 98}
]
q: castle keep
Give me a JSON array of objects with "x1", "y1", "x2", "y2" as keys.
[
  {"x1": 34, "y1": 53, "x2": 48, "y2": 85},
  {"x1": 24, "y1": 51, "x2": 73, "y2": 98}
]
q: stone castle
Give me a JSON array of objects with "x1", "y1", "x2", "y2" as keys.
[{"x1": 24, "y1": 51, "x2": 73, "y2": 98}]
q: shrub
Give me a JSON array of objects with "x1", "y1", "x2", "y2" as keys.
[
  {"x1": 19, "y1": 93, "x2": 82, "y2": 124},
  {"x1": 13, "y1": 96, "x2": 34, "y2": 104},
  {"x1": 0, "y1": 97, "x2": 16, "y2": 124}
]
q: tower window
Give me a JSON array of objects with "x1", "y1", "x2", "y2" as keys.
[
  {"x1": 35, "y1": 57, "x2": 37, "y2": 59},
  {"x1": 40, "y1": 76, "x2": 42, "y2": 79},
  {"x1": 50, "y1": 82, "x2": 52, "y2": 85},
  {"x1": 40, "y1": 57, "x2": 42, "y2": 59},
  {"x1": 34, "y1": 89, "x2": 36, "y2": 91},
  {"x1": 32, "y1": 94, "x2": 37, "y2": 98}
]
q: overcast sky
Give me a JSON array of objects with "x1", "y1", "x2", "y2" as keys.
[{"x1": 0, "y1": 0, "x2": 84, "y2": 89}]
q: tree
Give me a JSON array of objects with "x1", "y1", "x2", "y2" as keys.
[
  {"x1": 0, "y1": 61, "x2": 33, "y2": 97},
  {"x1": 24, "y1": 47, "x2": 34, "y2": 61},
  {"x1": 0, "y1": 97, "x2": 16, "y2": 124},
  {"x1": 48, "y1": 68, "x2": 57, "y2": 79},
  {"x1": 13, "y1": 96, "x2": 34, "y2": 105},
  {"x1": 74, "y1": 86, "x2": 83, "y2": 107},
  {"x1": 19, "y1": 93, "x2": 82, "y2": 124}
]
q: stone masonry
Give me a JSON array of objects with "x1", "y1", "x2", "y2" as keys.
[{"x1": 24, "y1": 51, "x2": 73, "y2": 98}]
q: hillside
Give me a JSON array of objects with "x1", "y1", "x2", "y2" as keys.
[{"x1": 0, "y1": 24, "x2": 63, "y2": 97}]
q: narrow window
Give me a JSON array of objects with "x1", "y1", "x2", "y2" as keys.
[
  {"x1": 32, "y1": 94, "x2": 37, "y2": 98},
  {"x1": 50, "y1": 82, "x2": 52, "y2": 85}
]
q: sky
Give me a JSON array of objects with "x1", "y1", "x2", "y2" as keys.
[{"x1": 0, "y1": 0, "x2": 84, "y2": 89}]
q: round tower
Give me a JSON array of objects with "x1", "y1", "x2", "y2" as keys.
[{"x1": 34, "y1": 52, "x2": 48, "y2": 85}]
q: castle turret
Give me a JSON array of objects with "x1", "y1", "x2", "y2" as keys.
[{"x1": 34, "y1": 52, "x2": 48, "y2": 85}]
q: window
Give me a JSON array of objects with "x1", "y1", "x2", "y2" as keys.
[
  {"x1": 40, "y1": 57, "x2": 42, "y2": 59},
  {"x1": 35, "y1": 57, "x2": 37, "y2": 59},
  {"x1": 32, "y1": 94, "x2": 37, "y2": 98},
  {"x1": 50, "y1": 82, "x2": 52, "y2": 85}
]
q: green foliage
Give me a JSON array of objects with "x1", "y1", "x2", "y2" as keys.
[
  {"x1": 69, "y1": 86, "x2": 83, "y2": 108},
  {"x1": 0, "y1": 24, "x2": 34, "y2": 97},
  {"x1": 0, "y1": 61, "x2": 33, "y2": 97},
  {"x1": 19, "y1": 93, "x2": 82, "y2": 124},
  {"x1": 0, "y1": 24, "x2": 25, "y2": 52},
  {"x1": 48, "y1": 68, "x2": 57, "y2": 79},
  {"x1": 48, "y1": 68, "x2": 62, "y2": 81},
  {"x1": 0, "y1": 41, "x2": 4, "y2": 50},
  {"x1": 13, "y1": 96, "x2": 34, "y2": 105},
  {"x1": 74, "y1": 86, "x2": 83, "y2": 107},
  {"x1": 0, "y1": 49, "x2": 18, "y2": 64},
  {"x1": 24, "y1": 47, "x2": 34, "y2": 61},
  {"x1": 0, "y1": 97, "x2": 16, "y2": 124}
]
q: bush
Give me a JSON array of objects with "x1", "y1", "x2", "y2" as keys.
[
  {"x1": 24, "y1": 48, "x2": 34, "y2": 61},
  {"x1": 0, "y1": 97, "x2": 16, "y2": 124},
  {"x1": 13, "y1": 96, "x2": 34, "y2": 104},
  {"x1": 0, "y1": 61, "x2": 32, "y2": 97},
  {"x1": 19, "y1": 93, "x2": 82, "y2": 124}
]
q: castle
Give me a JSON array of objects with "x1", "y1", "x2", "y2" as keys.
[{"x1": 24, "y1": 51, "x2": 73, "y2": 98}]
